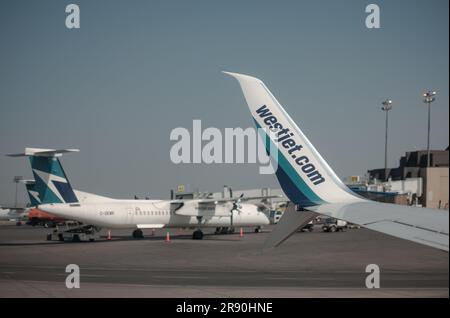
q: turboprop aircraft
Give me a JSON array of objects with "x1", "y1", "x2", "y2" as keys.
[
  {"x1": 0, "y1": 180, "x2": 34, "y2": 224},
  {"x1": 0, "y1": 206, "x2": 29, "y2": 224},
  {"x1": 224, "y1": 71, "x2": 449, "y2": 252},
  {"x1": 7, "y1": 148, "x2": 277, "y2": 241},
  {"x1": 0, "y1": 207, "x2": 21, "y2": 221}
]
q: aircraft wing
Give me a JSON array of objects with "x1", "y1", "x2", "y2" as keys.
[
  {"x1": 307, "y1": 202, "x2": 449, "y2": 251},
  {"x1": 265, "y1": 201, "x2": 449, "y2": 251},
  {"x1": 171, "y1": 195, "x2": 282, "y2": 205},
  {"x1": 225, "y1": 71, "x2": 449, "y2": 252}
]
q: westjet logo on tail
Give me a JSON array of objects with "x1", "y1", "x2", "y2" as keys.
[
  {"x1": 30, "y1": 157, "x2": 78, "y2": 204},
  {"x1": 255, "y1": 105, "x2": 325, "y2": 185}
]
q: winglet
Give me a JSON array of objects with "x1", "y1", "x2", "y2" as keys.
[
  {"x1": 222, "y1": 71, "x2": 262, "y2": 82},
  {"x1": 224, "y1": 71, "x2": 362, "y2": 207}
]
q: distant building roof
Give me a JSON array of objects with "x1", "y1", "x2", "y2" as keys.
[{"x1": 368, "y1": 148, "x2": 449, "y2": 181}]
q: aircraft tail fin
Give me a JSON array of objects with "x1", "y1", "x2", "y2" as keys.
[
  {"x1": 20, "y1": 180, "x2": 41, "y2": 206},
  {"x1": 7, "y1": 148, "x2": 79, "y2": 204}
]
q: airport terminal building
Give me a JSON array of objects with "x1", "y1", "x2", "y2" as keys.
[{"x1": 367, "y1": 148, "x2": 449, "y2": 209}]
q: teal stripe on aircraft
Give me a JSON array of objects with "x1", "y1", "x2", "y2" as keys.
[
  {"x1": 29, "y1": 157, "x2": 64, "y2": 204},
  {"x1": 254, "y1": 119, "x2": 325, "y2": 206},
  {"x1": 25, "y1": 183, "x2": 40, "y2": 206},
  {"x1": 33, "y1": 172, "x2": 63, "y2": 204},
  {"x1": 30, "y1": 156, "x2": 66, "y2": 177}
]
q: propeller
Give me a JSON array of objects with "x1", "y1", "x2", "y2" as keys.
[
  {"x1": 231, "y1": 193, "x2": 244, "y2": 212},
  {"x1": 230, "y1": 193, "x2": 244, "y2": 227}
]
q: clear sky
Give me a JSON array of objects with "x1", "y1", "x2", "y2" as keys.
[{"x1": 0, "y1": 0, "x2": 448, "y2": 205}]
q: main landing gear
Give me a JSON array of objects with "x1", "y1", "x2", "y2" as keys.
[
  {"x1": 192, "y1": 229, "x2": 204, "y2": 240},
  {"x1": 132, "y1": 229, "x2": 144, "y2": 239}
]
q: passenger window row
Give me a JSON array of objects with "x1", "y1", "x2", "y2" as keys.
[{"x1": 134, "y1": 210, "x2": 172, "y2": 216}]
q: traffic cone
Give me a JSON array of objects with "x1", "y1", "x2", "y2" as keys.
[
  {"x1": 107, "y1": 230, "x2": 112, "y2": 240},
  {"x1": 165, "y1": 232, "x2": 171, "y2": 243},
  {"x1": 240, "y1": 227, "x2": 244, "y2": 238}
]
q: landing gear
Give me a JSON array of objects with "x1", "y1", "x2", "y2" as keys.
[
  {"x1": 132, "y1": 229, "x2": 144, "y2": 239},
  {"x1": 254, "y1": 226, "x2": 261, "y2": 233},
  {"x1": 192, "y1": 230, "x2": 204, "y2": 240}
]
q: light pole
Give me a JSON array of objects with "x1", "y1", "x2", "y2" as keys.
[
  {"x1": 13, "y1": 176, "x2": 23, "y2": 208},
  {"x1": 423, "y1": 91, "x2": 437, "y2": 167},
  {"x1": 381, "y1": 99, "x2": 393, "y2": 181}
]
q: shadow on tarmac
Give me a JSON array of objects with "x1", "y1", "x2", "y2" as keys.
[{"x1": 0, "y1": 231, "x2": 266, "y2": 246}]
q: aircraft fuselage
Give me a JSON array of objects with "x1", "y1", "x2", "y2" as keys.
[{"x1": 38, "y1": 200, "x2": 270, "y2": 229}]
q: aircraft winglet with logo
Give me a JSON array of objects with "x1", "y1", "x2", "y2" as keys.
[{"x1": 224, "y1": 72, "x2": 449, "y2": 252}]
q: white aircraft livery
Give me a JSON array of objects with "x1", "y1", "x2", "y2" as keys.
[
  {"x1": 8, "y1": 148, "x2": 275, "y2": 240},
  {"x1": 0, "y1": 207, "x2": 14, "y2": 221},
  {"x1": 224, "y1": 71, "x2": 449, "y2": 252},
  {"x1": 0, "y1": 180, "x2": 35, "y2": 222},
  {"x1": 0, "y1": 206, "x2": 28, "y2": 222}
]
